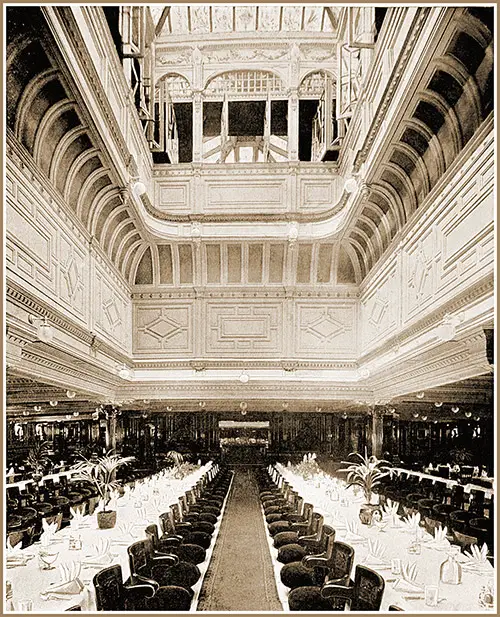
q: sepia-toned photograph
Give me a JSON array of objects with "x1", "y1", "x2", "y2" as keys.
[{"x1": 4, "y1": 3, "x2": 495, "y2": 613}]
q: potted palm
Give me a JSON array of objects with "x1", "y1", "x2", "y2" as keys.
[
  {"x1": 71, "y1": 450, "x2": 134, "y2": 529},
  {"x1": 25, "y1": 440, "x2": 51, "y2": 483},
  {"x1": 339, "y1": 447, "x2": 389, "y2": 525}
]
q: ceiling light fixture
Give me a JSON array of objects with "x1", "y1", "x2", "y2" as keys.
[
  {"x1": 344, "y1": 178, "x2": 358, "y2": 193},
  {"x1": 117, "y1": 364, "x2": 131, "y2": 380},
  {"x1": 49, "y1": 400, "x2": 58, "y2": 407},
  {"x1": 239, "y1": 370, "x2": 249, "y2": 384},
  {"x1": 132, "y1": 180, "x2": 147, "y2": 197},
  {"x1": 28, "y1": 315, "x2": 54, "y2": 343},
  {"x1": 66, "y1": 390, "x2": 76, "y2": 399}
]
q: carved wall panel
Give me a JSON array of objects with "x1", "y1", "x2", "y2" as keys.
[
  {"x1": 134, "y1": 303, "x2": 193, "y2": 354},
  {"x1": 205, "y1": 179, "x2": 285, "y2": 212},
  {"x1": 295, "y1": 301, "x2": 357, "y2": 358},
  {"x1": 6, "y1": 162, "x2": 89, "y2": 324},
  {"x1": 204, "y1": 301, "x2": 283, "y2": 355},
  {"x1": 360, "y1": 261, "x2": 399, "y2": 351},
  {"x1": 361, "y1": 128, "x2": 494, "y2": 354},
  {"x1": 92, "y1": 263, "x2": 132, "y2": 352},
  {"x1": 156, "y1": 181, "x2": 191, "y2": 212},
  {"x1": 299, "y1": 178, "x2": 336, "y2": 210}
]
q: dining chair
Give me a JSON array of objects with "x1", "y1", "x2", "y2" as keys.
[
  {"x1": 144, "y1": 585, "x2": 193, "y2": 611},
  {"x1": 320, "y1": 564, "x2": 385, "y2": 611},
  {"x1": 93, "y1": 564, "x2": 157, "y2": 611}
]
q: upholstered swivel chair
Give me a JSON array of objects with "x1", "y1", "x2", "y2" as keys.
[
  {"x1": 93, "y1": 564, "x2": 157, "y2": 611},
  {"x1": 289, "y1": 564, "x2": 384, "y2": 611}
]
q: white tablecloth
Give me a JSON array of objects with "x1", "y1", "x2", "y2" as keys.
[
  {"x1": 6, "y1": 463, "x2": 214, "y2": 612},
  {"x1": 274, "y1": 464, "x2": 495, "y2": 613}
]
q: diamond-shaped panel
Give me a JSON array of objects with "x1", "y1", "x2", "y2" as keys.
[
  {"x1": 307, "y1": 313, "x2": 345, "y2": 341},
  {"x1": 369, "y1": 298, "x2": 387, "y2": 326},
  {"x1": 146, "y1": 317, "x2": 181, "y2": 340},
  {"x1": 104, "y1": 298, "x2": 121, "y2": 328},
  {"x1": 64, "y1": 257, "x2": 79, "y2": 297}
]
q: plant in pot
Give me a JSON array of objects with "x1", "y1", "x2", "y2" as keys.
[
  {"x1": 71, "y1": 451, "x2": 134, "y2": 529},
  {"x1": 25, "y1": 440, "x2": 51, "y2": 484},
  {"x1": 339, "y1": 447, "x2": 389, "y2": 525}
]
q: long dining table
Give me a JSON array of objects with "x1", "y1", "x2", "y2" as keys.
[
  {"x1": 6, "y1": 462, "x2": 218, "y2": 612},
  {"x1": 274, "y1": 463, "x2": 495, "y2": 613}
]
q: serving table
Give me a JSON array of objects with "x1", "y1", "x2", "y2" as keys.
[
  {"x1": 274, "y1": 464, "x2": 495, "y2": 613},
  {"x1": 6, "y1": 462, "x2": 217, "y2": 612},
  {"x1": 391, "y1": 467, "x2": 495, "y2": 498}
]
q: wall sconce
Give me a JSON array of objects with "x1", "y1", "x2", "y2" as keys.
[
  {"x1": 465, "y1": 411, "x2": 472, "y2": 418},
  {"x1": 166, "y1": 406, "x2": 173, "y2": 412},
  {"x1": 34, "y1": 405, "x2": 42, "y2": 412},
  {"x1": 199, "y1": 401, "x2": 206, "y2": 409},
  {"x1": 117, "y1": 364, "x2": 131, "y2": 380},
  {"x1": 416, "y1": 392, "x2": 425, "y2": 399},
  {"x1": 28, "y1": 315, "x2": 54, "y2": 343},
  {"x1": 22, "y1": 410, "x2": 30, "y2": 416},
  {"x1": 66, "y1": 390, "x2": 76, "y2": 399},
  {"x1": 240, "y1": 402, "x2": 248, "y2": 416},
  {"x1": 413, "y1": 412, "x2": 419, "y2": 418},
  {"x1": 451, "y1": 406, "x2": 459, "y2": 413},
  {"x1": 342, "y1": 413, "x2": 348, "y2": 420},
  {"x1": 282, "y1": 402, "x2": 289, "y2": 410},
  {"x1": 238, "y1": 370, "x2": 250, "y2": 384},
  {"x1": 344, "y1": 178, "x2": 358, "y2": 193},
  {"x1": 65, "y1": 414, "x2": 72, "y2": 420},
  {"x1": 421, "y1": 415, "x2": 428, "y2": 421},
  {"x1": 132, "y1": 180, "x2": 147, "y2": 197},
  {"x1": 73, "y1": 411, "x2": 79, "y2": 417},
  {"x1": 434, "y1": 401, "x2": 443, "y2": 407},
  {"x1": 434, "y1": 420, "x2": 438, "y2": 424},
  {"x1": 49, "y1": 400, "x2": 58, "y2": 407},
  {"x1": 474, "y1": 415, "x2": 481, "y2": 422},
  {"x1": 316, "y1": 406, "x2": 323, "y2": 412}
]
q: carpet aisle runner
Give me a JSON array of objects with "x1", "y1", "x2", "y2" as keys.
[{"x1": 197, "y1": 468, "x2": 283, "y2": 611}]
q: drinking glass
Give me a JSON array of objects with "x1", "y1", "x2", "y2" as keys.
[
  {"x1": 391, "y1": 558, "x2": 402, "y2": 575},
  {"x1": 425, "y1": 585, "x2": 439, "y2": 607},
  {"x1": 17, "y1": 600, "x2": 33, "y2": 611},
  {"x1": 38, "y1": 550, "x2": 58, "y2": 570}
]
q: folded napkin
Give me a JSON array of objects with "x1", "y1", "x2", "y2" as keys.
[
  {"x1": 343, "y1": 520, "x2": 365, "y2": 543},
  {"x1": 461, "y1": 543, "x2": 493, "y2": 572},
  {"x1": 70, "y1": 506, "x2": 86, "y2": 530},
  {"x1": 382, "y1": 498, "x2": 400, "y2": 519},
  {"x1": 426, "y1": 525, "x2": 451, "y2": 550},
  {"x1": 6, "y1": 538, "x2": 34, "y2": 567},
  {"x1": 83, "y1": 538, "x2": 113, "y2": 567},
  {"x1": 365, "y1": 539, "x2": 390, "y2": 568},
  {"x1": 402, "y1": 512, "x2": 421, "y2": 533},
  {"x1": 41, "y1": 562, "x2": 84, "y2": 600},
  {"x1": 40, "y1": 518, "x2": 59, "y2": 547},
  {"x1": 392, "y1": 562, "x2": 424, "y2": 593}
]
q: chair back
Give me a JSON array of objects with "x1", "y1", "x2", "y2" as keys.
[
  {"x1": 128, "y1": 540, "x2": 151, "y2": 576},
  {"x1": 172, "y1": 503, "x2": 183, "y2": 522},
  {"x1": 330, "y1": 541, "x2": 354, "y2": 582},
  {"x1": 302, "y1": 503, "x2": 314, "y2": 525},
  {"x1": 310, "y1": 513, "x2": 324, "y2": 539},
  {"x1": 437, "y1": 465, "x2": 450, "y2": 479},
  {"x1": 321, "y1": 526, "x2": 336, "y2": 559},
  {"x1": 93, "y1": 564, "x2": 124, "y2": 611},
  {"x1": 352, "y1": 565, "x2": 385, "y2": 611},
  {"x1": 145, "y1": 524, "x2": 160, "y2": 550}
]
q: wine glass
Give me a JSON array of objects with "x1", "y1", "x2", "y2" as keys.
[{"x1": 38, "y1": 550, "x2": 58, "y2": 570}]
